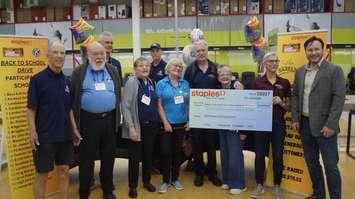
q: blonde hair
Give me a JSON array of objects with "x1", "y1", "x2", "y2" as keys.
[
  {"x1": 165, "y1": 57, "x2": 184, "y2": 77},
  {"x1": 133, "y1": 57, "x2": 149, "y2": 68},
  {"x1": 217, "y1": 64, "x2": 232, "y2": 76}
]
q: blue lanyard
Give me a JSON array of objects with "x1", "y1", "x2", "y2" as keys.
[{"x1": 139, "y1": 79, "x2": 152, "y2": 97}]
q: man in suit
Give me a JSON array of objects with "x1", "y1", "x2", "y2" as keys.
[{"x1": 291, "y1": 36, "x2": 345, "y2": 199}]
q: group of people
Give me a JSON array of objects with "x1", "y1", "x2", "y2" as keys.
[{"x1": 27, "y1": 29, "x2": 344, "y2": 199}]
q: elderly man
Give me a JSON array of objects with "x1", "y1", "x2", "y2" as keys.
[
  {"x1": 292, "y1": 36, "x2": 345, "y2": 199},
  {"x1": 98, "y1": 31, "x2": 122, "y2": 83},
  {"x1": 27, "y1": 41, "x2": 81, "y2": 199},
  {"x1": 71, "y1": 42, "x2": 121, "y2": 199},
  {"x1": 183, "y1": 40, "x2": 222, "y2": 187}
]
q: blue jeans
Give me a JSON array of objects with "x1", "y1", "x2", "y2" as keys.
[
  {"x1": 219, "y1": 130, "x2": 245, "y2": 189},
  {"x1": 300, "y1": 116, "x2": 341, "y2": 199},
  {"x1": 254, "y1": 117, "x2": 286, "y2": 185}
]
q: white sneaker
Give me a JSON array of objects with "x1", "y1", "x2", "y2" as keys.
[
  {"x1": 221, "y1": 184, "x2": 229, "y2": 190},
  {"x1": 251, "y1": 184, "x2": 264, "y2": 198},
  {"x1": 273, "y1": 185, "x2": 283, "y2": 199},
  {"x1": 229, "y1": 187, "x2": 247, "y2": 195}
]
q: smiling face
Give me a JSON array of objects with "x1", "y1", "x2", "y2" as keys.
[
  {"x1": 217, "y1": 66, "x2": 232, "y2": 86},
  {"x1": 167, "y1": 59, "x2": 184, "y2": 78},
  {"x1": 194, "y1": 41, "x2": 208, "y2": 62},
  {"x1": 264, "y1": 54, "x2": 280, "y2": 74},
  {"x1": 48, "y1": 42, "x2": 65, "y2": 73},
  {"x1": 305, "y1": 40, "x2": 324, "y2": 65},
  {"x1": 134, "y1": 58, "x2": 150, "y2": 79}
]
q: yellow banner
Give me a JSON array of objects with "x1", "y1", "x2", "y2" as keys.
[
  {"x1": 0, "y1": 35, "x2": 58, "y2": 198},
  {"x1": 265, "y1": 30, "x2": 328, "y2": 195}
]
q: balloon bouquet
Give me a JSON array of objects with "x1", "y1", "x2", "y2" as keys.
[
  {"x1": 244, "y1": 16, "x2": 266, "y2": 76},
  {"x1": 69, "y1": 18, "x2": 95, "y2": 66}
]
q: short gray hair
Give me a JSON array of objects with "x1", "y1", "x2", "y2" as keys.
[
  {"x1": 99, "y1": 31, "x2": 113, "y2": 41},
  {"x1": 193, "y1": 39, "x2": 208, "y2": 51},
  {"x1": 262, "y1": 52, "x2": 277, "y2": 64},
  {"x1": 166, "y1": 57, "x2": 184, "y2": 77}
]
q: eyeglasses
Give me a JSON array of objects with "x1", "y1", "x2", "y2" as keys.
[
  {"x1": 266, "y1": 59, "x2": 280, "y2": 64},
  {"x1": 173, "y1": 64, "x2": 183, "y2": 68}
]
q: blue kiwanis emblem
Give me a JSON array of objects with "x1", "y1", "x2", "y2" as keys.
[{"x1": 32, "y1": 48, "x2": 41, "y2": 57}]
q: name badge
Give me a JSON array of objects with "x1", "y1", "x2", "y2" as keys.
[
  {"x1": 141, "y1": 94, "x2": 151, "y2": 106},
  {"x1": 95, "y1": 82, "x2": 106, "y2": 91},
  {"x1": 174, "y1": 95, "x2": 184, "y2": 104}
]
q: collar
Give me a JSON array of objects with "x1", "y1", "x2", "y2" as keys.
[
  {"x1": 260, "y1": 74, "x2": 282, "y2": 84},
  {"x1": 306, "y1": 58, "x2": 323, "y2": 71},
  {"x1": 46, "y1": 66, "x2": 63, "y2": 78},
  {"x1": 152, "y1": 59, "x2": 162, "y2": 67}
]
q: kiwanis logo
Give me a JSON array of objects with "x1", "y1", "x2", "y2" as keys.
[{"x1": 32, "y1": 48, "x2": 41, "y2": 57}]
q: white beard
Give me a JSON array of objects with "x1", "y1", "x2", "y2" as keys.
[{"x1": 89, "y1": 58, "x2": 105, "y2": 70}]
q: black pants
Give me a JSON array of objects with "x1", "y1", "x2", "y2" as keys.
[
  {"x1": 160, "y1": 124, "x2": 185, "y2": 183},
  {"x1": 79, "y1": 110, "x2": 116, "y2": 197},
  {"x1": 128, "y1": 122, "x2": 158, "y2": 188},
  {"x1": 191, "y1": 128, "x2": 217, "y2": 177}
]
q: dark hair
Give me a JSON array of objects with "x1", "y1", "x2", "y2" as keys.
[{"x1": 304, "y1": 36, "x2": 324, "y2": 50}]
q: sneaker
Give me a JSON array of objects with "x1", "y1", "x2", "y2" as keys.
[
  {"x1": 229, "y1": 187, "x2": 247, "y2": 195},
  {"x1": 221, "y1": 184, "x2": 229, "y2": 190},
  {"x1": 251, "y1": 184, "x2": 264, "y2": 199},
  {"x1": 273, "y1": 185, "x2": 283, "y2": 199},
  {"x1": 171, "y1": 180, "x2": 184, "y2": 190},
  {"x1": 158, "y1": 182, "x2": 170, "y2": 194},
  {"x1": 128, "y1": 188, "x2": 137, "y2": 198}
]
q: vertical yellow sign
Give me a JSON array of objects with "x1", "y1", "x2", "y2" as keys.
[
  {"x1": 265, "y1": 30, "x2": 328, "y2": 195},
  {"x1": 0, "y1": 35, "x2": 58, "y2": 198}
]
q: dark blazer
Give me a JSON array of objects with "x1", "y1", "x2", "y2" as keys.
[
  {"x1": 291, "y1": 60, "x2": 345, "y2": 136},
  {"x1": 71, "y1": 63, "x2": 121, "y2": 132}
]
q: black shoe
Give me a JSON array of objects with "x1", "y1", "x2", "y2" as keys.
[
  {"x1": 208, "y1": 175, "x2": 222, "y2": 186},
  {"x1": 128, "y1": 188, "x2": 137, "y2": 198},
  {"x1": 194, "y1": 175, "x2": 204, "y2": 187},
  {"x1": 143, "y1": 182, "x2": 156, "y2": 192},
  {"x1": 103, "y1": 192, "x2": 116, "y2": 199}
]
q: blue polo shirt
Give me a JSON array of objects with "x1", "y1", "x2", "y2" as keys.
[
  {"x1": 81, "y1": 64, "x2": 116, "y2": 113},
  {"x1": 156, "y1": 76, "x2": 190, "y2": 124},
  {"x1": 137, "y1": 78, "x2": 159, "y2": 123},
  {"x1": 149, "y1": 59, "x2": 167, "y2": 83},
  {"x1": 27, "y1": 67, "x2": 72, "y2": 143}
]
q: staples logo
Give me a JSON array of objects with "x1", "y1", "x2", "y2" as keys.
[{"x1": 191, "y1": 90, "x2": 225, "y2": 97}]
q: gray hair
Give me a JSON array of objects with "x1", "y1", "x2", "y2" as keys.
[
  {"x1": 165, "y1": 57, "x2": 184, "y2": 77},
  {"x1": 193, "y1": 39, "x2": 208, "y2": 51},
  {"x1": 262, "y1": 52, "x2": 277, "y2": 64},
  {"x1": 98, "y1": 31, "x2": 113, "y2": 41}
]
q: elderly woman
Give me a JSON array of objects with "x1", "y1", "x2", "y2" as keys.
[
  {"x1": 251, "y1": 52, "x2": 291, "y2": 199},
  {"x1": 156, "y1": 57, "x2": 190, "y2": 193},
  {"x1": 121, "y1": 57, "x2": 160, "y2": 198},
  {"x1": 217, "y1": 65, "x2": 247, "y2": 195}
]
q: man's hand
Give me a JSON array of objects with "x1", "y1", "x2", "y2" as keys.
[
  {"x1": 272, "y1": 96, "x2": 283, "y2": 105},
  {"x1": 163, "y1": 122, "x2": 173, "y2": 133},
  {"x1": 29, "y1": 130, "x2": 40, "y2": 150},
  {"x1": 291, "y1": 122, "x2": 300, "y2": 132},
  {"x1": 129, "y1": 127, "x2": 138, "y2": 142},
  {"x1": 321, "y1": 126, "x2": 335, "y2": 138},
  {"x1": 73, "y1": 128, "x2": 82, "y2": 146},
  {"x1": 184, "y1": 122, "x2": 191, "y2": 132}
]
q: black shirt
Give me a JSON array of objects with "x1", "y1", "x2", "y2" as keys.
[
  {"x1": 149, "y1": 59, "x2": 167, "y2": 83},
  {"x1": 184, "y1": 59, "x2": 219, "y2": 89},
  {"x1": 108, "y1": 56, "x2": 123, "y2": 85},
  {"x1": 27, "y1": 67, "x2": 72, "y2": 143},
  {"x1": 137, "y1": 78, "x2": 159, "y2": 123}
]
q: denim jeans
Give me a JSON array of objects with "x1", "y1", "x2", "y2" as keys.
[
  {"x1": 254, "y1": 117, "x2": 286, "y2": 185},
  {"x1": 300, "y1": 116, "x2": 341, "y2": 199},
  {"x1": 219, "y1": 130, "x2": 245, "y2": 189}
]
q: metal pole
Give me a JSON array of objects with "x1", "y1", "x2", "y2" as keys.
[
  {"x1": 132, "y1": 0, "x2": 141, "y2": 59},
  {"x1": 174, "y1": 0, "x2": 179, "y2": 56}
]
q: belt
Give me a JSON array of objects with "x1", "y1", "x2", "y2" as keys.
[{"x1": 81, "y1": 109, "x2": 115, "y2": 119}]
